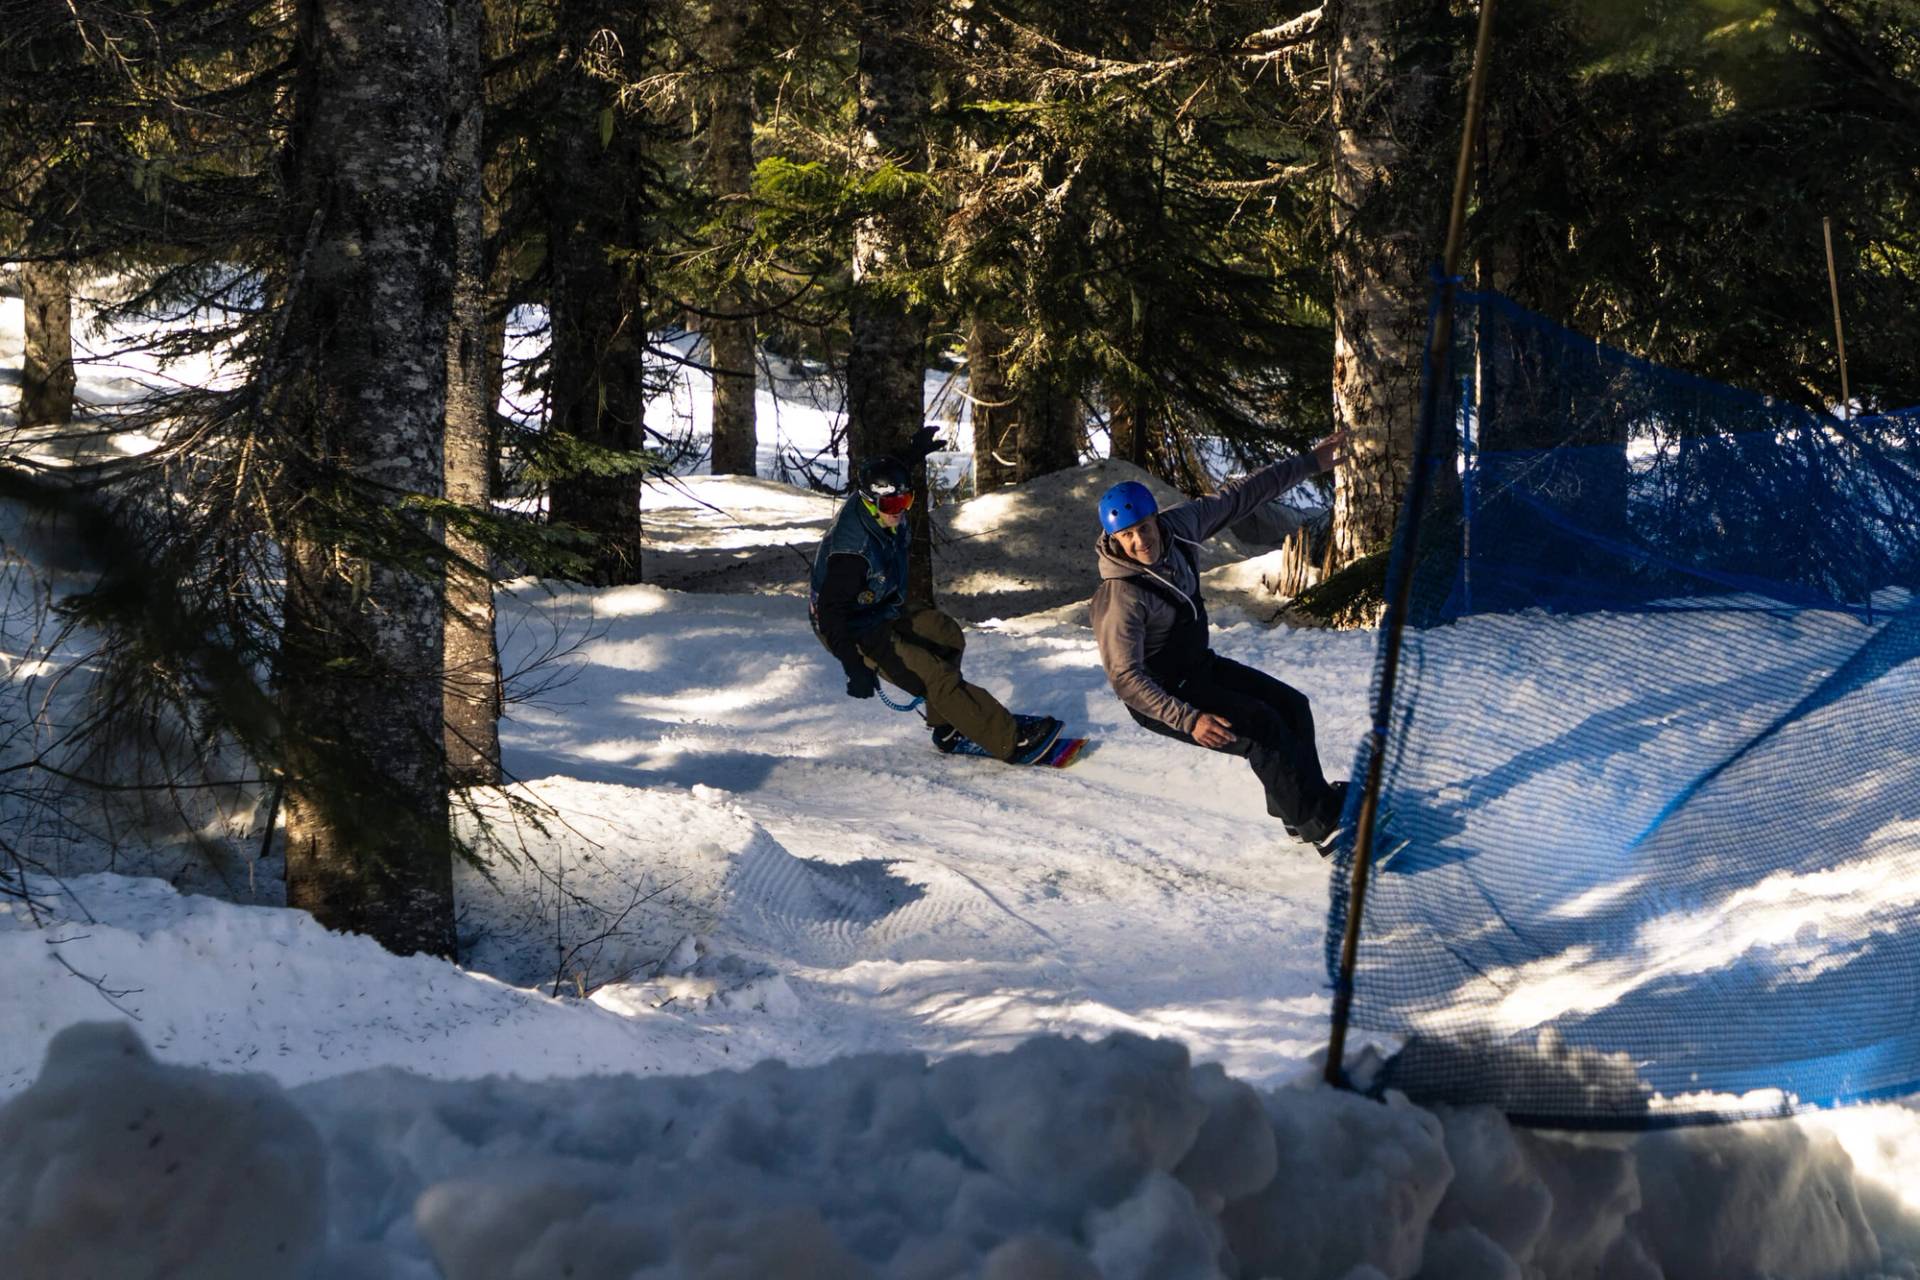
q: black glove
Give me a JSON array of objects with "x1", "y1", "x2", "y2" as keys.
[
  {"x1": 845, "y1": 664, "x2": 877, "y2": 700},
  {"x1": 904, "y1": 425, "x2": 947, "y2": 467}
]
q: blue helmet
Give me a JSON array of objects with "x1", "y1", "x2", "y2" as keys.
[{"x1": 1098, "y1": 481, "x2": 1158, "y2": 535}]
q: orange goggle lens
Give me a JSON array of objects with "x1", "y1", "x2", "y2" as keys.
[{"x1": 873, "y1": 492, "x2": 914, "y2": 515}]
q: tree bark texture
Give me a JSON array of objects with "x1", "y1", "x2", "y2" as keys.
[
  {"x1": 701, "y1": 0, "x2": 759, "y2": 476},
  {"x1": 968, "y1": 316, "x2": 1018, "y2": 493},
  {"x1": 442, "y1": 0, "x2": 502, "y2": 787},
  {"x1": 20, "y1": 258, "x2": 76, "y2": 429},
  {"x1": 544, "y1": 0, "x2": 649, "y2": 586},
  {"x1": 1107, "y1": 391, "x2": 1142, "y2": 469},
  {"x1": 848, "y1": 0, "x2": 936, "y2": 594},
  {"x1": 1328, "y1": 0, "x2": 1451, "y2": 565},
  {"x1": 278, "y1": 0, "x2": 457, "y2": 959},
  {"x1": 849, "y1": 0, "x2": 936, "y2": 599}
]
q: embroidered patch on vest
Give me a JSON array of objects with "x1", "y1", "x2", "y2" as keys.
[{"x1": 859, "y1": 590, "x2": 876, "y2": 603}]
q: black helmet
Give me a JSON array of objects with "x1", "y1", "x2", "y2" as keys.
[{"x1": 857, "y1": 456, "x2": 911, "y2": 500}]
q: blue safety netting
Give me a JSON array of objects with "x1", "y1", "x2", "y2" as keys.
[{"x1": 1325, "y1": 287, "x2": 1920, "y2": 1127}]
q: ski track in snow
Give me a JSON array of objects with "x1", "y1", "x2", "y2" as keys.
[{"x1": 492, "y1": 575, "x2": 1373, "y2": 1084}]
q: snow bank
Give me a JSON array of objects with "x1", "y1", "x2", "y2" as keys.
[
  {"x1": 9, "y1": 1023, "x2": 1920, "y2": 1279},
  {"x1": 640, "y1": 459, "x2": 1296, "y2": 621},
  {"x1": 0, "y1": 1022, "x2": 324, "y2": 1280},
  {"x1": 0, "y1": 872, "x2": 735, "y2": 1097}
]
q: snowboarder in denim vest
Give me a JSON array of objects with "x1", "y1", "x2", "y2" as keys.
[{"x1": 810, "y1": 429, "x2": 1064, "y2": 764}]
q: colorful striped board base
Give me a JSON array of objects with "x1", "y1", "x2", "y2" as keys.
[
  {"x1": 1035, "y1": 736, "x2": 1091, "y2": 768},
  {"x1": 937, "y1": 729, "x2": 1092, "y2": 767}
]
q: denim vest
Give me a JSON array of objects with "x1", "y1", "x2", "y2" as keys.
[{"x1": 809, "y1": 497, "x2": 910, "y2": 635}]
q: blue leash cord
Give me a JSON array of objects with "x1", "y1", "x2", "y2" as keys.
[{"x1": 878, "y1": 688, "x2": 924, "y2": 713}]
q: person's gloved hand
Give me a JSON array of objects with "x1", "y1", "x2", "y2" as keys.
[
  {"x1": 904, "y1": 425, "x2": 947, "y2": 466},
  {"x1": 845, "y1": 664, "x2": 878, "y2": 699}
]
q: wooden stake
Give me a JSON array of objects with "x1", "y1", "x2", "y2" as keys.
[
  {"x1": 1324, "y1": 0, "x2": 1500, "y2": 1088},
  {"x1": 1823, "y1": 217, "x2": 1851, "y2": 420}
]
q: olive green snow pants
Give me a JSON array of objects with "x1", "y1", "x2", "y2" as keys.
[{"x1": 859, "y1": 607, "x2": 1018, "y2": 760}]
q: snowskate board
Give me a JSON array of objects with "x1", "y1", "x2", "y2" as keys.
[{"x1": 933, "y1": 716, "x2": 1092, "y2": 768}]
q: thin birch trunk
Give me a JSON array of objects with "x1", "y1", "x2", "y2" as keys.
[{"x1": 443, "y1": 0, "x2": 502, "y2": 787}]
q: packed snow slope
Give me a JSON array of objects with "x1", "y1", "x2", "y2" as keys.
[{"x1": 11, "y1": 482, "x2": 1920, "y2": 1277}]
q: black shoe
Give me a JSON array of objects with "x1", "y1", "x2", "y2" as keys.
[
  {"x1": 1010, "y1": 716, "x2": 1064, "y2": 764},
  {"x1": 1295, "y1": 781, "x2": 1350, "y2": 849},
  {"x1": 930, "y1": 724, "x2": 963, "y2": 754}
]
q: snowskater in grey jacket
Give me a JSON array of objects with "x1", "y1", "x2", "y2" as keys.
[{"x1": 1089, "y1": 434, "x2": 1349, "y2": 846}]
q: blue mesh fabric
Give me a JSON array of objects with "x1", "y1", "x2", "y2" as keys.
[{"x1": 1325, "y1": 288, "x2": 1920, "y2": 1127}]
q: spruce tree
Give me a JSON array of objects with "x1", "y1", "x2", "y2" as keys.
[{"x1": 274, "y1": 0, "x2": 466, "y2": 958}]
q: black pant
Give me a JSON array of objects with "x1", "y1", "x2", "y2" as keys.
[{"x1": 1130, "y1": 653, "x2": 1340, "y2": 839}]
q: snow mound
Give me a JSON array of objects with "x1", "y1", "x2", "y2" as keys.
[
  {"x1": 641, "y1": 459, "x2": 1290, "y2": 622},
  {"x1": 0, "y1": 873, "x2": 729, "y2": 1096},
  {"x1": 457, "y1": 777, "x2": 999, "y2": 1002},
  {"x1": 934, "y1": 460, "x2": 1267, "y2": 623},
  {"x1": 455, "y1": 777, "x2": 772, "y2": 991},
  {"x1": 14, "y1": 1023, "x2": 1915, "y2": 1279},
  {"x1": 0, "y1": 1021, "x2": 324, "y2": 1280}
]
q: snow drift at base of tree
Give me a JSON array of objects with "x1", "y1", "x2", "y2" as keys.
[{"x1": 6, "y1": 1020, "x2": 1919, "y2": 1280}]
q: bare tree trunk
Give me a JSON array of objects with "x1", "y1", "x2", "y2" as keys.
[
  {"x1": 702, "y1": 0, "x2": 758, "y2": 476},
  {"x1": 1016, "y1": 373, "x2": 1079, "y2": 482},
  {"x1": 848, "y1": 0, "x2": 935, "y2": 599},
  {"x1": 278, "y1": 0, "x2": 457, "y2": 958},
  {"x1": 443, "y1": 0, "x2": 501, "y2": 787},
  {"x1": 967, "y1": 315, "x2": 1019, "y2": 493},
  {"x1": 545, "y1": 0, "x2": 649, "y2": 585},
  {"x1": 482, "y1": 293, "x2": 510, "y2": 494},
  {"x1": 20, "y1": 258, "x2": 75, "y2": 429},
  {"x1": 1107, "y1": 391, "x2": 1141, "y2": 468},
  {"x1": 1328, "y1": 0, "x2": 1450, "y2": 565}
]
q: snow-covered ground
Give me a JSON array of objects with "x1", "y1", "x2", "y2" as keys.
[{"x1": 9, "y1": 286, "x2": 1920, "y2": 1278}]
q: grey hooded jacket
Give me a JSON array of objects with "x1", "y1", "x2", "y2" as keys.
[{"x1": 1090, "y1": 456, "x2": 1316, "y2": 734}]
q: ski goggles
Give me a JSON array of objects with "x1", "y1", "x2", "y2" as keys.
[{"x1": 867, "y1": 491, "x2": 914, "y2": 516}]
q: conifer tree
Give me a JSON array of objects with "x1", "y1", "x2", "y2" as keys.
[
  {"x1": 274, "y1": 0, "x2": 469, "y2": 958},
  {"x1": 541, "y1": 0, "x2": 656, "y2": 586},
  {"x1": 697, "y1": 0, "x2": 762, "y2": 476},
  {"x1": 445, "y1": 0, "x2": 502, "y2": 787},
  {"x1": 1327, "y1": 0, "x2": 1453, "y2": 564},
  {"x1": 848, "y1": 0, "x2": 938, "y2": 596}
]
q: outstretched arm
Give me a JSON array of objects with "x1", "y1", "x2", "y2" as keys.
[{"x1": 1162, "y1": 431, "x2": 1349, "y2": 545}]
